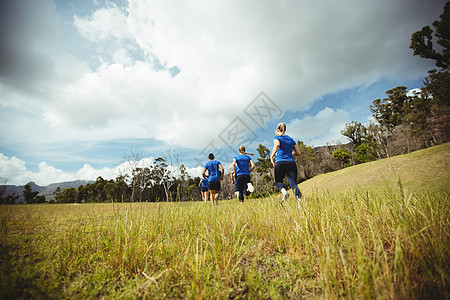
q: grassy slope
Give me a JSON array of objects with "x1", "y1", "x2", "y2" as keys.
[{"x1": 299, "y1": 142, "x2": 450, "y2": 195}]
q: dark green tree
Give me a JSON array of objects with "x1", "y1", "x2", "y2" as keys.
[
  {"x1": 410, "y1": 1, "x2": 450, "y2": 69},
  {"x1": 332, "y1": 149, "x2": 353, "y2": 168},
  {"x1": 370, "y1": 86, "x2": 410, "y2": 131},
  {"x1": 23, "y1": 184, "x2": 45, "y2": 204},
  {"x1": 246, "y1": 144, "x2": 276, "y2": 196},
  {"x1": 255, "y1": 144, "x2": 271, "y2": 175},
  {"x1": 355, "y1": 143, "x2": 378, "y2": 164},
  {"x1": 56, "y1": 187, "x2": 78, "y2": 203},
  {"x1": 341, "y1": 121, "x2": 369, "y2": 147},
  {"x1": 410, "y1": 1, "x2": 450, "y2": 144},
  {"x1": 0, "y1": 186, "x2": 18, "y2": 204}
]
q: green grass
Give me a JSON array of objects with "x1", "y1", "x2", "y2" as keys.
[
  {"x1": 0, "y1": 144, "x2": 449, "y2": 299},
  {"x1": 299, "y1": 142, "x2": 450, "y2": 195}
]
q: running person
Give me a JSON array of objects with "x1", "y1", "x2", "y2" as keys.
[
  {"x1": 198, "y1": 177, "x2": 209, "y2": 203},
  {"x1": 201, "y1": 153, "x2": 224, "y2": 205},
  {"x1": 232, "y1": 146, "x2": 256, "y2": 202},
  {"x1": 270, "y1": 123, "x2": 302, "y2": 209}
]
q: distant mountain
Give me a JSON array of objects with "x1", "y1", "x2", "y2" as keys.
[{"x1": 1, "y1": 180, "x2": 94, "y2": 204}]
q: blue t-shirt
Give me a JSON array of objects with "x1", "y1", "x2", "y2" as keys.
[
  {"x1": 204, "y1": 160, "x2": 222, "y2": 182},
  {"x1": 273, "y1": 135, "x2": 296, "y2": 163},
  {"x1": 201, "y1": 178, "x2": 208, "y2": 188},
  {"x1": 234, "y1": 154, "x2": 252, "y2": 176}
]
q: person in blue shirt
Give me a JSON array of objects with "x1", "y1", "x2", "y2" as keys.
[
  {"x1": 270, "y1": 123, "x2": 302, "y2": 209},
  {"x1": 201, "y1": 153, "x2": 224, "y2": 205},
  {"x1": 198, "y1": 177, "x2": 209, "y2": 203},
  {"x1": 232, "y1": 146, "x2": 256, "y2": 202}
]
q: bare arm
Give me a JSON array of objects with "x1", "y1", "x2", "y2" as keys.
[
  {"x1": 249, "y1": 159, "x2": 256, "y2": 172},
  {"x1": 201, "y1": 168, "x2": 207, "y2": 179},
  {"x1": 219, "y1": 164, "x2": 225, "y2": 180},
  {"x1": 270, "y1": 139, "x2": 280, "y2": 167},
  {"x1": 230, "y1": 171, "x2": 235, "y2": 183},
  {"x1": 292, "y1": 144, "x2": 301, "y2": 157}
]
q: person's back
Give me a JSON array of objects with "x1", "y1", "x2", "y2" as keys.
[
  {"x1": 201, "y1": 153, "x2": 224, "y2": 205},
  {"x1": 273, "y1": 135, "x2": 295, "y2": 162},
  {"x1": 201, "y1": 178, "x2": 208, "y2": 188},
  {"x1": 234, "y1": 154, "x2": 251, "y2": 176},
  {"x1": 270, "y1": 123, "x2": 302, "y2": 210},
  {"x1": 205, "y1": 160, "x2": 221, "y2": 182}
]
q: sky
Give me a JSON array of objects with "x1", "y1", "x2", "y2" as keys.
[{"x1": 0, "y1": 0, "x2": 445, "y2": 186}]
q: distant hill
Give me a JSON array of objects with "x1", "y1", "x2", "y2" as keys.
[
  {"x1": 299, "y1": 142, "x2": 450, "y2": 195},
  {"x1": 1, "y1": 180, "x2": 94, "y2": 203}
]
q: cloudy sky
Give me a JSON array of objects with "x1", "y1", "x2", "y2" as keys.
[{"x1": 0, "y1": 0, "x2": 445, "y2": 186}]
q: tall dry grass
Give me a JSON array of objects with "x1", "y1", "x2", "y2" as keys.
[{"x1": 1, "y1": 187, "x2": 449, "y2": 299}]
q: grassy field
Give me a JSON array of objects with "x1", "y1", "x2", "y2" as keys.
[
  {"x1": 299, "y1": 142, "x2": 450, "y2": 195},
  {"x1": 0, "y1": 144, "x2": 449, "y2": 299}
]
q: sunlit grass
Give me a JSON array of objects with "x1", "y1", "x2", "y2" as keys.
[
  {"x1": 299, "y1": 142, "x2": 450, "y2": 195},
  {"x1": 1, "y1": 186, "x2": 449, "y2": 299}
]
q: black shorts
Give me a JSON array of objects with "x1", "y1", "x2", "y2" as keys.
[
  {"x1": 236, "y1": 175, "x2": 250, "y2": 193},
  {"x1": 274, "y1": 161, "x2": 298, "y2": 184},
  {"x1": 200, "y1": 187, "x2": 208, "y2": 192},
  {"x1": 208, "y1": 181, "x2": 220, "y2": 191}
]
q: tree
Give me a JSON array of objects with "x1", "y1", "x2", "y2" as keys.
[
  {"x1": 355, "y1": 143, "x2": 378, "y2": 164},
  {"x1": 370, "y1": 86, "x2": 411, "y2": 131},
  {"x1": 23, "y1": 184, "x2": 45, "y2": 204},
  {"x1": 130, "y1": 167, "x2": 152, "y2": 202},
  {"x1": 255, "y1": 144, "x2": 271, "y2": 175},
  {"x1": 254, "y1": 144, "x2": 275, "y2": 194},
  {"x1": 154, "y1": 157, "x2": 176, "y2": 202},
  {"x1": 114, "y1": 175, "x2": 130, "y2": 202},
  {"x1": 295, "y1": 141, "x2": 315, "y2": 180},
  {"x1": 0, "y1": 178, "x2": 19, "y2": 204},
  {"x1": 410, "y1": 2, "x2": 450, "y2": 144},
  {"x1": 410, "y1": 1, "x2": 450, "y2": 69},
  {"x1": 122, "y1": 150, "x2": 146, "y2": 202},
  {"x1": 56, "y1": 187, "x2": 78, "y2": 203},
  {"x1": 332, "y1": 149, "x2": 353, "y2": 168},
  {"x1": 420, "y1": 70, "x2": 450, "y2": 144},
  {"x1": 341, "y1": 121, "x2": 369, "y2": 147}
]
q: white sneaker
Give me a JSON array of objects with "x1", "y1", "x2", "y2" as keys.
[
  {"x1": 247, "y1": 183, "x2": 254, "y2": 193},
  {"x1": 281, "y1": 192, "x2": 289, "y2": 203},
  {"x1": 296, "y1": 197, "x2": 302, "y2": 210}
]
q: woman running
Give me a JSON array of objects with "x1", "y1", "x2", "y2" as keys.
[
  {"x1": 270, "y1": 123, "x2": 302, "y2": 210},
  {"x1": 232, "y1": 146, "x2": 255, "y2": 202}
]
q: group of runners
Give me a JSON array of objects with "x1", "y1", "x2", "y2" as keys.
[{"x1": 200, "y1": 122, "x2": 303, "y2": 210}]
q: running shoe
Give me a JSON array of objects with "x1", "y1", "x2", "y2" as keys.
[
  {"x1": 296, "y1": 196, "x2": 302, "y2": 210},
  {"x1": 247, "y1": 183, "x2": 254, "y2": 193},
  {"x1": 281, "y1": 192, "x2": 289, "y2": 203}
]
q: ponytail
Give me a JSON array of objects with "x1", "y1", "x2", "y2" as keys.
[{"x1": 277, "y1": 123, "x2": 286, "y2": 134}]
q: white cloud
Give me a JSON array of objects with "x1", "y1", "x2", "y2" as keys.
[
  {"x1": 0, "y1": 153, "x2": 159, "y2": 186},
  {"x1": 0, "y1": 154, "x2": 95, "y2": 185},
  {"x1": 74, "y1": 5, "x2": 129, "y2": 42},
  {"x1": 287, "y1": 107, "x2": 351, "y2": 147},
  {"x1": 0, "y1": 154, "x2": 29, "y2": 184},
  {"x1": 49, "y1": 0, "x2": 437, "y2": 149},
  {"x1": 186, "y1": 166, "x2": 204, "y2": 179}
]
